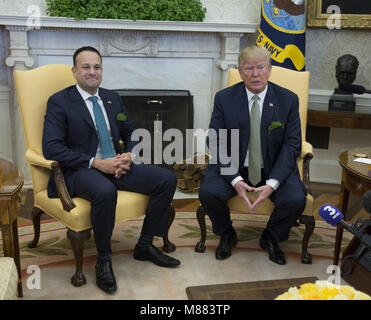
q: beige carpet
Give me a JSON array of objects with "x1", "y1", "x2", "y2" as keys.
[
  {"x1": 0, "y1": 212, "x2": 354, "y2": 271},
  {"x1": 19, "y1": 247, "x2": 337, "y2": 300},
  {"x1": 16, "y1": 214, "x2": 347, "y2": 300},
  {"x1": 6, "y1": 187, "x2": 366, "y2": 300}
]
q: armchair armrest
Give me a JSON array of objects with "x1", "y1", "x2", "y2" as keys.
[
  {"x1": 25, "y1": 150, "x2": 76, "y2": 212},
  {"x1": 301, "y1": 141, "x2": 313, "y2": 194},
  {"x1": 301, "y1": 141, "x2": 313, "y2": 159},
  {"x1": 26, "y1": 149, "x2": 55, "y2": 169}
]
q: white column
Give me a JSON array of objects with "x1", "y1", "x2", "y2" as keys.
[
  {"x1": 5, "y1": 25, "x2": 35, "y2": 188},
  {"x1": 216, "y1": 32, "x2": 244, "y2": 86},
  {"x1": 0, "y1": 85, "x2": 12, "y2": 162}
]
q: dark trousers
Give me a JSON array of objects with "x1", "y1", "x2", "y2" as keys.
[
  {"x1": 71, "y1": 163, "x2": 177, "y2": 256},
  {"x1": 199, "y1": 168, "x2": 306, "y2": 242}
]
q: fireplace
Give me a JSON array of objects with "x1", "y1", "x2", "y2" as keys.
[{"x1": 115, "y1": 89, "x2": 194, "y2": 170}]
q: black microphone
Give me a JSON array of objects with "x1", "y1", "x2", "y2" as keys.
[
  {"x1": 362, "y1": 190, "x2": 371, "y2": 214},
  {"x1": 339, "y1": 83, "x2": 371, "y2": 94}
]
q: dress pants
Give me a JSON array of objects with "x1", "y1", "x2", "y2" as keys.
[
  {"x1": 199, "y1": 168, "x2": 306, "y2": 242},
  {"x1": 72, "y1": 163, "x2": 177, "y2": 256}
]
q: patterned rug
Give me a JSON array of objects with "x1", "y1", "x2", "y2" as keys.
[{"x1": 0, "y1": 212, "x2": 354, "y2": 271}]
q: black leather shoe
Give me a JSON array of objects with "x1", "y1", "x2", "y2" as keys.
[
  {"x1": 215, "y1": 230, "x2": 238, "y2": 260},
  {"x1": 134, "y1": 244, "x2": 180, "y2": 268},
  {"x1": 259, "y1": 235, "x2": 286, "y2": 265},
  {"x1": 95, "y1": 261, "x2": 117, "y2": 294}
]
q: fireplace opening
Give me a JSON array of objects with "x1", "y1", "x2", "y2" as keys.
[{"x1": 114, "y1": 89, "x2": 194, "y2": 171}]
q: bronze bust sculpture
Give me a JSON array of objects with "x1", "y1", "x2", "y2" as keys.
[
  {"x1": 335, "y1": 54, "x2": 359, "y2": 94},
  {"x1": 329, "y1": 54, "x2": 359, "y2": 112}
]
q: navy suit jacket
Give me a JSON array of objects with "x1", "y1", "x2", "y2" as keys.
[
  {"x1": 205, "y1": 81, "x2": 303, "y2": 188},
  {"x1": 42, "y1": 85, "x2": 137, "y2": 198}
]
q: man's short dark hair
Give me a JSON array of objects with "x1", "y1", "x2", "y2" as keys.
[{"x1": 73, "y1": 46, "x2": 102, "y2": 66}]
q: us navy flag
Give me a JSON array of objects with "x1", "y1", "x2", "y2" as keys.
[{"x1": 256, "y1": 0, "x2": 306, "y2": 71}]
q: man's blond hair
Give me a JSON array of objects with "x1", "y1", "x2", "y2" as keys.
[{"x1": 238, "y1": 46, "x2": 271, "y2": 69}]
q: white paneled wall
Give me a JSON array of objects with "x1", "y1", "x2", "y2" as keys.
[{"x1": 0, "y1": 86, "x2": 12, "y2": 162}]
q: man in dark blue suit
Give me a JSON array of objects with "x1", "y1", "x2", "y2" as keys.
[
  {"x1": 42, "y1": 46, "x2": 180, "y2": 294},
  {"x1": 199, "y1": 46, "x2": 306, "y2": 265}
]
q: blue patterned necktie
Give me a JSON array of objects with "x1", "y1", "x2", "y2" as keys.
[
  {"x1": 248, "y1": 95, "x2": 262, "y2": 186},
  {"x1": 88, "y1": 96, "x2": 115, "y2": 159}
]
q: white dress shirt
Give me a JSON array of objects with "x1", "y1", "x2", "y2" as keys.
[{"x1": 231, "y1": 85, "x2": 280, "y2": 190}]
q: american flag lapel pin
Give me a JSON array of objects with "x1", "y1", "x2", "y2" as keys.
[{"x1": 269, "y1": 102, "x2": 274, "y2": 107}]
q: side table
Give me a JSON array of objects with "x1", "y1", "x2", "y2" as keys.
[
  {"x1": 186, "y1": 277, "x2": 319, "y2": 300},
  {"x1": 334, "y1": 147, "x2": 371, "y2": 266},
  {"x1": 0, "y1": 158, "x2": 23, "y2": 297}
]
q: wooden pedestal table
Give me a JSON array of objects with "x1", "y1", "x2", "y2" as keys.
[
  {"x1": 334, "y1": 148, "x2": 371, "y2": 266},
  {"x1": 0, "y1": 158, "x2": 23, "y2": 297}
]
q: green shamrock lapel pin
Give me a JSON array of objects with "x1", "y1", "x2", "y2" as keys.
[
  {"x1": 116, "y1": 113, "x2": 126, "y2": 121},
  {"x1": 268, "y1": 121, "x2": 284, "y2": 134}
]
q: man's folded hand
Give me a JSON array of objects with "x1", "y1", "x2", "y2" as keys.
[
  {"x1": 233, "y1": 180, "x2": 254, "y2": 211},
  {"x1": 114, "y1": 153, "x2": 133, "y2": 178},
  {"x1": 249, "y1": 185, "x2": 274, "y2": 213}
]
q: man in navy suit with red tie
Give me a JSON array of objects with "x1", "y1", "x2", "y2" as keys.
[
  {"x1": 199, "y1": 46, "x2": 306, "y2": 265},
  {"x1": 42, "y1": 46, "x2": 180, "y2": 294}
]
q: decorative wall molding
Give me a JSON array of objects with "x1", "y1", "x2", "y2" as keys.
[
  {"x1": 0, "y1": 15, "x2": 257, "y2": 34},
  {"x1": 217, "y1": 32, "x2": 244, "y2": 69},
  {"x1": 4, "y1": 25, "x2": 35, "y2": 69},
  {"x1": 216, "y1": 32, "x2": 245, "y2": 84},
  {"x1": 101, "y1": 33, "x2": 159, "y2": 57},
  {"x1": 0, "y1": 85, "x2": 12, "y2": 162},
  {"x1": 0, "y1": 86, "x2": 10, "y2": 100},
  {"x1": 308, "y1": 89, "x2": 371, "y2": 184},
  {"x1": 310, "y1": 158, "x2": 342, "y2": 184}
]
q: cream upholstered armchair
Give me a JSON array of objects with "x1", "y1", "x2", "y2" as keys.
[
  {"x1": 13, "y1": 64, "x2": 176, "y2": 287},
  {"x1": 0, "y1": 257, "x2": 18, "y2": 300},
  {"x1": 195, "y1": 66, "x2": 315, "y2": 264}
]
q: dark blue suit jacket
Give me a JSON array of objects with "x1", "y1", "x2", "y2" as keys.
[
  {"x1": 205, "y1": 81, "x2": 303, "y2": 188},
  {"x1": 42, "y1": 85, "x2": 137, "y2": 198}
]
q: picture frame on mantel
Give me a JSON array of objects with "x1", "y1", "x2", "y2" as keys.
[{"x1": 307, "y1": 0, "x2": 371, "y2": 29}]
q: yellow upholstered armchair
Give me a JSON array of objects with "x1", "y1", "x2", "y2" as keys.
[
  {"x1": 195, "y1": 66, "x2": 315, "y2": 264},
  {"x1": 13, "y1": 64, "x2": 176, "y2": 287}
]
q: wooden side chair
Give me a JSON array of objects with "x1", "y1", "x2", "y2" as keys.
[
  {"x1": 195, "y1": 66, "x2": 315, "y2": 264},
  {"x1": 13, "y1": 64, "x2": 176, "y2": 287}
]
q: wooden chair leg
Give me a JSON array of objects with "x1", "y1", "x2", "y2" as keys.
[
  {"x1": 299, "y1": 214, "x2": 315, "y2": 264},
  {"x1": 12, "y1": 218, "x2": 23, "y2": 297},
  {"x1": 162, "y1": 205, "x2": 176, "y2": 253},
  {"x1": 27, "y1": 207, "x2": 44, "y2": 248},
  {"x1": 195, "y1": 205, "x2": 207, "y2": 253},
  {"x1": 66, "y1": 228, "x2": 91, "y2": 287}
]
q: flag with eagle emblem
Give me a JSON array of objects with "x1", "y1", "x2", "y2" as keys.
[{"x1": 256, "y1": 0, "x2": 306, "y2": 71}]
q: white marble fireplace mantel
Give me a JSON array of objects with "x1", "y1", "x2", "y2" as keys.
[
  {"x1": 1, "y1": 15, "x2": 258, "y2": 71},
  {"x1": 0, "y1": 15, "x2": 257, "y2": 33},
  {"x1": 0, "y1": 15, "x2": 258, "y2": 187}
]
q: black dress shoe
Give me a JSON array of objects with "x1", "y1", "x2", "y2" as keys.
[
  {"x1": 215, "y1": 230, "x2": 238, "y2": 260},
  {"x1": 95, "y1": 261, "x2": 117, "y2": 294},
  {"x1": 259, "y1": 235, "x2": 286, "y2": 265},
  {"x1": 134, "y1": 244, "x2": 180, "y2": 268}
]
